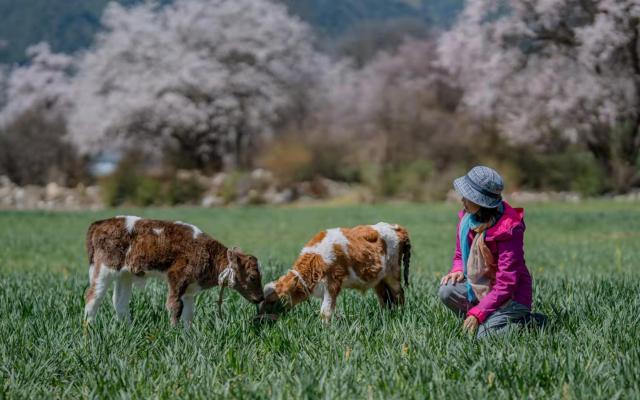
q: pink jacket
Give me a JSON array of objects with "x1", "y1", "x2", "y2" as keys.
[{"x1": 451, "y1": 201, "x2": 532, "y2": 323}]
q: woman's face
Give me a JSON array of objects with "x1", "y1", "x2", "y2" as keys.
[{"x1": 462, "y1": 198, "x2": 481, "y2": 214}]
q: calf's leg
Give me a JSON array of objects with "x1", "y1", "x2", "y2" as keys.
[
  {"x1": 181, "y1": 295, "x2": 195, "y2": 329},
  {"x1": 84, "y1": 264, "x2": 115, "y2": 323},
  {"x1": 165, "y1": 260, "x2": 191, "y2": 327},
  {"x1": 166, "y1": 284, "x2": 187, "y2": 327},
  {"x1": 374, "y1": 282, "x2": 394, "y2": 308},
  {"x1": 112, "y1": 272, "x2": 133, "y2": 322},
  {"x1": 375, "y1": 275, "x2": 404, "y2": 309},
  {"x1": 320, "y1": 281, "x2": 341, "y2": 323}
]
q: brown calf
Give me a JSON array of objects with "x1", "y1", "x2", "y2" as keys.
[
  {"x1": 84, "y1": 216, "x2": 264, "y2": 327},
  {"x1": 259, "y1": 222, "x2": 410, "y2": 322}
]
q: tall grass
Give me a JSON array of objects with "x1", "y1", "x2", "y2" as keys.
[{"x1": 1, "y1": 202, "x2": 639, "y2": 398}]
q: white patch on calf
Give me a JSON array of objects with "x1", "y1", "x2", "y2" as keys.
[
  {"x1": 301, "y1": 228, "x2": 349, "y2": 264},
  {"x1": 176, "y1": 221, "x2": 202, "y2": 239},
  {"x1": 117, "y1": 215, "x2": 141, "y2": 234},
  {"x1": 372, "y1": 222, "x2": 401, "y2": 271},
  {"x1": 264, "y1": 282, "x2": 276, "y2": 296},
  {"x1": 153, "y1": 228, "x2": 164, "y2": 235}
]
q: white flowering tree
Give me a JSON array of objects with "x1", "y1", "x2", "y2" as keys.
[
  {"x1": 318, "y1": 39, "x2": 467, "y2": 166},
  {"x1": 0, "y1": 44, "x2": 85, "y2": 185},
  {"x1": 68, "y1": 0, "x2": 323, "y2": 171},
  {"x1": 0, "y1": 43, "x2": 74, "y2": 127},
  {"x1": 439, "y1": 0, "x2": 640, "y2": 191}
]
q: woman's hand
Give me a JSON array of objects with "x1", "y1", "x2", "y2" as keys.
[
  {"x1": 440, "y1": 271, "x2": 464, "y2": 285},
  {"x1": 462, "y1": 315, "x2": 479, "y2": 334}
]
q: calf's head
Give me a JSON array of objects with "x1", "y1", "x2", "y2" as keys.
[
  {"x1": 258, "y1": 274, "x2": 307, "y2": 316},
  {"x1": 222, "y1": 247, "x2": 264, "y2": 304}
]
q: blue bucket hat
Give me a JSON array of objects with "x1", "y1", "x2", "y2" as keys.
[{"x1": 453, "y1": 166, "x2": 504, "y2": 208}]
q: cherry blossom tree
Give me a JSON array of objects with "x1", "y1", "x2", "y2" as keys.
[
  {"x1": 301, "y1": 38, "x2": 492, "y2": 199},
  {"x1": 0, "y1": 44, "x2": 85, "y2": 185},
  {"x1": 69, "y1": 0, "x2": 324, "y2": 171},
  {"x1": 439, "y1": 0, "x2": 640, "y2": 191},
  {"x1": 0, "y1": 43, "x2": 74, "y2": 127},
  {"x1": 317, "y1": 38, "x2": 468, "y2": 167}
]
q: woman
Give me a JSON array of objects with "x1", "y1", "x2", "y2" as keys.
[{"x1": 438, "y1": 166, "x2": 544, "y2": 338}]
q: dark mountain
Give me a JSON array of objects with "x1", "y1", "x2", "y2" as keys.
[{"x1": 0, "y1": 0, "x2": 463, "y2": 64}]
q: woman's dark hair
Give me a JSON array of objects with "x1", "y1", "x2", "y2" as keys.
[{"x1": 474, "y1": 206, "x2": 501, "y2": 223}]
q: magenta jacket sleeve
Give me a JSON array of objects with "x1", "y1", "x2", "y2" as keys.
[
  {"x1": 467, "y1": 225, "x2": 525, "y2": 323},
  {"x1": 451, "y1": 215, "x2": 463, "y2": 273}
]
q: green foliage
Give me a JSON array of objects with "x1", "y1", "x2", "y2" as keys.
[
  {"x1": 100, "y1": 157, "x2": 205, "y2": 207},
  {"x1": 99, "y1": 158, "x2": 141, "y2": 207},
  {"x1": 259, "y1": 134, "x2": 360, "y2": 186},
  {"x1": 376, "y1": 160, "x2": 434, "y2": 200},
  {"x1": 0, "y1": 204, "x2": 639, "y2": 397},
  {"x1": 218, "y1": 171, "x2": 243, "y2": 204},
  {"x1": 166, "y1": 175, "x2": 206, "y2": 206},
  {"x1": 131, "y1": 176, "x2": 163, "y2": 207},
  {"x1": 515, "y1": 149, "x2": 606, "y2": 196}
]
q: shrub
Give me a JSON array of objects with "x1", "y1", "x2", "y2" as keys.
[
  {"x1": 165, "y1": 174, "x2": 206, "y2": 206},
  {"x1": 512, "y1": 147, "x2": 606, "y2": 196},
  {"x1": 100, "y1": 156, "x2": 205, "y2": 207},
  {"x1": 259, "y1": 133, "x2": 360, "y2": 186},
  {"x1": 0, "y1": 107, "x2": 89, "y2": 186}
]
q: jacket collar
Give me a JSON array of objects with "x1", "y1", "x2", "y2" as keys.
[
  {"x1": 485, "y1": 201, "x2": 524, "y2": 241},
  {"x1": 457, "y1": 201, "x2": 525, "y2": 241}
]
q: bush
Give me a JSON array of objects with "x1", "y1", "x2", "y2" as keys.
[
  {"x1": 100, "y1": 156, "x2": 206, "y2": 207},
  {"x1": 0, "y1": 107, "x2": 89, "y2": 186},
  {"x1": 512, "y1": 147, "x2": 606, "y2": 196},
  {"x1": 259, "y1": 133, "x2": 360, "y2": 186},
  {"x1": 165, "y1": 174, "x2": 206, "y2": 206},
  {"x1": 373, "y1": 161, "x2": 433, "y2": 200}
]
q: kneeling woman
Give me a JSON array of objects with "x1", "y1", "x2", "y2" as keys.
[{"x1": 439, "y1": 166, "x2": 544, "y2": 338}]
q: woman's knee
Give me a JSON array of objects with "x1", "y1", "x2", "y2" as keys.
[{"x1": 438, "y1": 283, "x2": 456, "y2": 304}]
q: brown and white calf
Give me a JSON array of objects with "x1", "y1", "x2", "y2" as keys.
[
  {"x1": 259, "y1": 222, "x2": 410, "y2": 322},
  {"x1": 84, "y1": 216, "x2": 264, "y2": 327}
]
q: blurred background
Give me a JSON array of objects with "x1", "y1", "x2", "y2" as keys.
[{"x1": 0, "y1": 0, "x2": 638, "y2": 209}]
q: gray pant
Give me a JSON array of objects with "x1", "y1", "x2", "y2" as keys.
[{"x1": 438, "y1": 281, "x2": 531, "y2": 339}]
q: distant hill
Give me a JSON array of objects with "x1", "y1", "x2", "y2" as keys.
[
  {"x1": 0, "y1": 0, "x2": 127, "y2": 64},
  {"x1": 282, "y1": 0, "x2": 463, "y2": 37},
  {"x1": 0, "y1": 0, "x2": 463, "y2": 64}
]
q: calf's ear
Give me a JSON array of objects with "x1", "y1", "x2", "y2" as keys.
[
  {"x1": 227, "y1": 246, "x2": 241, "y2": 269},
  {"x1": 263, "y1": 282, "x2": 278, "y2": 302}
]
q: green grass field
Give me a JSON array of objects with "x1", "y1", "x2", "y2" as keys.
[{"x1": 1, "y1": 202, "x2": 639, "y2": 399}]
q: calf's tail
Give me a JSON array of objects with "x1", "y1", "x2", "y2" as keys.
[
  {"x1": 392, "y1": 225, "x2": 411, "y2": 288},
  {"x1": 401, "y1": 236, "x2": 411, "y2": 287}
]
